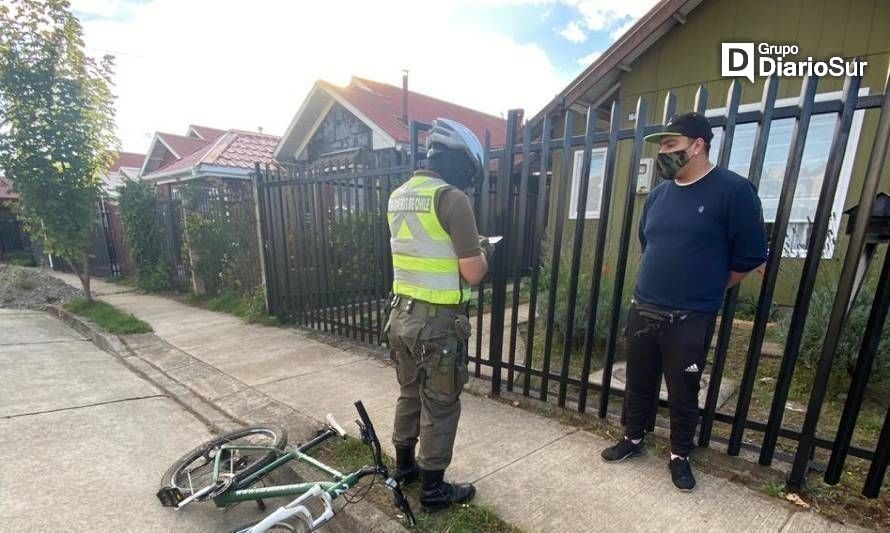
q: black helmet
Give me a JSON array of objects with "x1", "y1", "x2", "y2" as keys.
[{"x1": 426, "y1": 118, "x2": 484, "y2": 187}]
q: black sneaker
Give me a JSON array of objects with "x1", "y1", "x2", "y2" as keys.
[
  {"x1": 669, "y1": 457, "x2": 696, "y2": 492},
  {"x1": 601, "y1": 437, "x2": 644, "y2": 462}
]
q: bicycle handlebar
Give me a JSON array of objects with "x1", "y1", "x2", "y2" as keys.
[{"x1": 353, "y1": 401, "x2": 374, "y2": 436}]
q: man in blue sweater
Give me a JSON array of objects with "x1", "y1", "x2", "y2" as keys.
[{"x1": 600, "y1": 112, "x2": 767, "y2": 492}]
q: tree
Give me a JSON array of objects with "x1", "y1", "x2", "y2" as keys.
[{"x1": 0, "y1": 0, "x2": 118, "y2": 302}]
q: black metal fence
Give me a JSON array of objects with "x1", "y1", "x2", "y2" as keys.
[
  {"x1": 0, "y1": 219, "x2": 28, "y2": 257},
  {"x1": 256, "y1": 154, "x2": 410, "y2": 341},
  {"x1": 256, "y1": 69, "x2": 890, "y2": 497},
  {"x1": 156, "y1": 198, "x2": 191, "y2": 290},
  {"x1": 50, "y1": 197, "x2": 123, "y2": 278}
]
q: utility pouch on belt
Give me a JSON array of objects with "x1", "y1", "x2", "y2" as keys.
[
  {"x1": 454, "y1": 315, "x2": 472, "y2": 341},
  {"x1": 633, "y1": 299, "x2": 690, "y2": 324}
]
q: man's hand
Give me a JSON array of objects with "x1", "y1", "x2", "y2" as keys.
[
  {"x1": 478, "y1": 236, "x2": 496, "y2": 263},
  {"x1": 727, "y1": 268, "x2": 757, "y2": 288}
]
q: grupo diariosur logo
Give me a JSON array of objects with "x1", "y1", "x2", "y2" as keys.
[{"x1": 721, "y1": 43, "x2": 868, "y2": 83}]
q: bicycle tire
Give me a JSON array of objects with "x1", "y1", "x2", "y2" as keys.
[{"x1": 160, "y1": 425, "x2": 287, "y2": 498}]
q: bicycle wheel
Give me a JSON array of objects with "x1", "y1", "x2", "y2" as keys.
[{"x1": 160, "y1": 425, "x2": 287, "y2": 498}]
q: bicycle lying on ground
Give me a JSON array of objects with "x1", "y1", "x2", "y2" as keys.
[{"x1": 156, "y1": 400, "x2": 416, "y2": 532}]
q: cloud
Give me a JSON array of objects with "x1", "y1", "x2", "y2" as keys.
[
  {"x1": 69, "y1": 0, "x2": 134, "y2": 20},
  {"x1": 562, "y1": 0, "x2": 655, "y2": 34},
  {"x1": 75, "y1": 0, "x2": 569, "y2": 152},
  {"x1": 577, "y1": 50, "x2": 601, "y2": 66},
  {"x1": 558, "y1": 20, "x2": 586, "y2": 43}
]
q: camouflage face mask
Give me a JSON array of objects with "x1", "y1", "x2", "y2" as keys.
[{"x1": 656, "y1": 144, "x2": 692, "y2": 180}]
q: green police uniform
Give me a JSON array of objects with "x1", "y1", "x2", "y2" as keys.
[{"x1": 386, "y1": 171, "x2": 474, "y2": 471}]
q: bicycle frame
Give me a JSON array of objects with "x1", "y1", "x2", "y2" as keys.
[{"x1": 209, "y1": 429, "x2": 363, "y2": 508}]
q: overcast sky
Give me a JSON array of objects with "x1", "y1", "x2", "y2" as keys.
[{"x1": 70, "y1": 0, "x2": 659, "y2": 152}]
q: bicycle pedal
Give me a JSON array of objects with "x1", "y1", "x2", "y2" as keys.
[{"x1": 156, "y1": 486, "x2": 184, "y2": 507}]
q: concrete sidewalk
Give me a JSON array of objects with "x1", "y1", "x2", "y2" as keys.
[
  {"x1": 52, "y1": 273, "x2": 871, "y2": 532},
  {"x1": 0, "y1": 308, "x2": 281, "y2": 531}
]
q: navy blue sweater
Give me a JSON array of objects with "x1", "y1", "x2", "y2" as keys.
[{"x1": 634, "y1": 166, "x2": 768, "y2": 313}]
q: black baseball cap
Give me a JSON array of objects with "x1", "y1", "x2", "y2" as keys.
[{"x1": 644, "y1": 112, "x2": 714, "y2": 144}]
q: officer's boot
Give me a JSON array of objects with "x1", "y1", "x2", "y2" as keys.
[
  {"x1": 419, "y1": 469, "x2": 476, "y2": 511},
  {"x1": 392, "y1": 446, "x2": 419, "y2": 485}
]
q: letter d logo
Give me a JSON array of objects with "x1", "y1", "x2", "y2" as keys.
[{"x1": 721, "y1": 42, "x2": 755, "y2": 83}]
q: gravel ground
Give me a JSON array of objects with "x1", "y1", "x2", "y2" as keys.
[{"x1": 0, "y1": 264, "x2": 83, "y2": 310}]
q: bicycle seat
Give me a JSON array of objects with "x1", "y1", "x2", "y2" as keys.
[{"x1": 326, "y1": 413, "x2": 347, "y2": 438}]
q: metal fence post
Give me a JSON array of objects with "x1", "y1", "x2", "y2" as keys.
[
  {"x1": 488, "y1": 110, "x2": 521, "y2": 396},
  {"x1": 787, "y1": 66, "x2": 890, "y2": 491}
]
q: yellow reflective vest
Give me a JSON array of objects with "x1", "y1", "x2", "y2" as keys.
[{"x1": 387, "y1": 173, "x2": 471, "y2": 304}]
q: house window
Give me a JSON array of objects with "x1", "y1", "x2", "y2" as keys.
[
  {"x1": 569, "y1": 148, "x2": 608, "y2": 219},
  {"x1": 707, "y1": 88, "x2": 868, "y2": 258}
]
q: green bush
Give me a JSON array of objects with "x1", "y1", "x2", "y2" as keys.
[
  {"x1": 780, "y1": 255, "x2": 890, "y2": 383},
  {"x1": 117, "y1": 180, "x2": 173, "y2": 292},
  {"x1": 327, "y1": 210, "x2": 379, "y2": 295},
  {"x1": 180, "y1": 183, "x2": 260, "y2": 297},
  {"x1": 735, "y1": 292, "x2": 780, "y2": 322},
  {"x1": 536, "y1": 261, "x2": 627, "y2": 349}
]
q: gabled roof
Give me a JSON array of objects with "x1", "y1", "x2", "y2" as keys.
[
  {"x1": 142, "y1": 130, "x2": 280, "y2": 182},
  {"x1": 530, "y1": 0, "x2": 703, "y2": 126},
  {"x1": 0, "y1": 176, "x2": 17, "y2": 201},
  {"x1": 157, "y1": 133, "x2": 210, "y2": 159},
  {"x1": 187, "y1": 125, "x2": 227, "y2": 142},
  {"x1": 108, "y1": 152, "x2": 145, "y2": 173},
  {"x1": 140, "y1": 132, "x2": 212, "y2": 176},
  {"x1": 338, "y1": 77, "x2": 507, "y2": 145},
  {"x1": 275, "y1": 76, "x2": 507, "y2": 161}
]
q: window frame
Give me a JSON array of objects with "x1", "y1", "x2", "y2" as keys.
[
  {"x1": 568, "y1": 147, "x2": 609, "y2": 220},
  {"x1": 705, "y1": 87, "x2": 869, "y2": 259}
]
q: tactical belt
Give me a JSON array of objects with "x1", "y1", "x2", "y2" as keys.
[
  {"x1": 631, "y1": 298, "x2": 693, "y2": 324},
  {"x1": 391, "y1": 295, "x2": 461, "y2": 318}
]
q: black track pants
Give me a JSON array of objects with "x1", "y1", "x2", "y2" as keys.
[{"x1": 623, "y1": 302, "x2": 717, "y2": 457}]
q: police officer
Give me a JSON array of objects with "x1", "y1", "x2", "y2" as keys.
[{"x1": 385, "y1": 118, "x2": 491, "y2": 511}]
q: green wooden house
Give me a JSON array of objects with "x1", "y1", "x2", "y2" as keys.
[{"x1": 529, "y1": 0, "x2": 889, "y2": 306}]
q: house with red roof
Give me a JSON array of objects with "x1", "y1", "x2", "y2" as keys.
[
  {"x1": 274, "y1": 76, "x2": 506, "y2": 166},
  {"x1": 102, "y1": 151, "x2": 146, "y2": 197},
  {"x1": 139, "y1": 125, "x2": 279, "y2": 196}
]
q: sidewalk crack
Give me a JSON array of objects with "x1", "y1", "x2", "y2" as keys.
[
  {"x1": 2, "y1": 394, "x2": 166, "y2": 419},
  {"x1": 471, "y1": 428, "x2": 580, "y2": 484},
  {"x1": 0, "y1": 339, "x2": 91, "y2": 347}
]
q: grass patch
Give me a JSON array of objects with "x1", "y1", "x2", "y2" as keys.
[
  {"x1": 763, "y1": 482, "x2": 785, "y2": 498},
  {"x1": 312, "y1": 436, "x2": 519, "y2": 533},
  {"x1": 189, "y1": 289, "x2": 280, "y2": 327},
  {"x1": 63, "y1": 297, "x2": 152, "y2": 334},
  {"x1": 106, "y1": 276, "x2": 137, "y2": 287}
]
